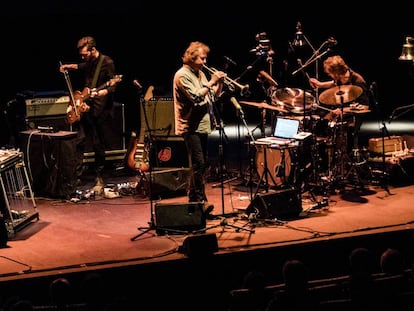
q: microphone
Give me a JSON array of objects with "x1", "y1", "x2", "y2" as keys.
[
  {"x1": 370, "y1": 81, "x2": 377, "y2": 101},
  {"x1": 133, "y1": 79, "x2": 142, "y2": 90},
  {"x1": 293, "y1": 22, "x2": 305, "y2": 47},
  {"x1": 230, "y1": 97, "x2": 244, "y2": 117},
  {"x1": 327, "y1": 37, "x2": 337, "y2": 47},
  {"x1": 258, "y1": 70, "x2": 278, "y2": 86},
  {"x1": 224, "y1": 56, "x2": 237, "y2": 66}
]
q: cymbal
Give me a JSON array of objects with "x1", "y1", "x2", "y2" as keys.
[
  {"x1": 239, "y1": 101, "x2": 290, "y2": 113},
  {"x1": 273, "y1": 88, "x2": 315, "y2": 113},
  {"x1": 343, "y1": 105, "x2": 371, "y2": 114},
  {"x1": 319, "y1": 85, "x2": 363, "y2": 106}
]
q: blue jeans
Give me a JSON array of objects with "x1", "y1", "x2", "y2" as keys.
[{"x1": 183, "y1": 132, "x2": 209, "y2": 202}]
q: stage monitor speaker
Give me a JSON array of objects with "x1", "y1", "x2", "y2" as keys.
[
  {"x1": 246, "y1": 188, "x2": 302, "y2": 220},
  {"x1": 155, "y1": 202, "x2": 206, "y2": 235},
  {"x1": 180, "y1": 233, "x2": 218, "y2": 257},
  {"x1": 144, "y1": 168, "x2": 189, "y2": 199}
]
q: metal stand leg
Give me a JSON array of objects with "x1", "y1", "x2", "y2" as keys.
[{"x1": 254, "y1": 145, "x2": 279, "y2": 196}]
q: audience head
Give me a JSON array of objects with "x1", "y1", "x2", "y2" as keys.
[
  {"x1": 282, "y1": 259, "x2": 308, "y2": 292},
  {"x1": 80, "y1": 272, "x2": 108, "y2": 307},
  {"x1": 242, "y1": 270, "x2": 266, "y2": 291},
  {"x1": 349, "y1": 247, "x2": 374, "y2": 275},
  {"x1": 380, "y1": 248, "x2": 405, "y2": 275},
  {"x1": 48, "y1": 277, "x2": 73, "y2": 307}
]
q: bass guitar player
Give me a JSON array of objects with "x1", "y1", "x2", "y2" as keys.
[{"x1": 59, "y1": 36, "x2": 119, "y2": 193}]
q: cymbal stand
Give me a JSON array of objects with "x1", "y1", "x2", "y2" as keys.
[
  {"x1": 330, "y1": 92, "x2": 366, "y2": 190},
  {"x1": 294, "y1": 58, "x2": 328, "y2": 206},
  {"x1": 235, "y1": 104, "x2": 257, "y2": 200},
  {"x1": 316, "y1": 93, "x2": 346, "y2": 193}
]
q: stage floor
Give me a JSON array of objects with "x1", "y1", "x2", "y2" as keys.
[
  {"x1": 2, "y1": 161, "x2": 414, "y2": 310},
  {"x1": 2, "y1": 169, "x2": 414, "y2": 276},
  {"x1": 3, "y1": 118, "x2": 414, "y2": 309}
]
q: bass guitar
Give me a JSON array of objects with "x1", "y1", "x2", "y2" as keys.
[
  {"x1": 125, "y1": 85, "x2": 154, "y2": 172},
  {"x1": 65, "y1": 75, "x2": 123, "y2": 124}
]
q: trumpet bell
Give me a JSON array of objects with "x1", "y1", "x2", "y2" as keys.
[{"x1": 399, "y1": 36, "x2": 414, "y2": 61}]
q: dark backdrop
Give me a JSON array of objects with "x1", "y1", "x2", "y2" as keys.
[{"x1": 1, "y1": 2, "x2": 414, "y2": 146}]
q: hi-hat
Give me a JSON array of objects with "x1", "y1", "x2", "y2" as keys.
[
  {"x1": 273, "y1": 88, "x2": 315, "y2": 113},
  {"x1": 319, "y1": 85, "x2": 363, "y2": 105},
  {"x1": 239, "y1": 101, "x2": 290, "y2": 113}
]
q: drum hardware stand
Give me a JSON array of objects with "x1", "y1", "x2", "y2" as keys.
[
  {"x1": 332, "y1": 96, "x2": 371, "y2": 191},
  {"x1": 293, "y1": 57, "x2": 329, "y2": 206},
  {"x1": 274, "y1": 145, "x2": 295, "y2": 188}
]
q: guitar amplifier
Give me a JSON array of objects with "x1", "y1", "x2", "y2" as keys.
[{"x1": 25, "y1": 96, "x2": 70, "y2": 117}]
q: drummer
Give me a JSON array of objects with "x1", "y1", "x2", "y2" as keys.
[{"x1": 308, "y1": 55, "x2": 369, "y2": 152}]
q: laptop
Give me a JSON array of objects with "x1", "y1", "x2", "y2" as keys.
[
  {"x1": 269, "y1": 117, "x2": 300, "y2": 145},
  {"x1": 255, "y1": 117, "x2": 302, "y2": 146}
]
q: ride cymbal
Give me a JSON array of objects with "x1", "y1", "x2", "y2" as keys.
[{"x1": 319, "y1": 85, "x2": 363, "y2": 105}]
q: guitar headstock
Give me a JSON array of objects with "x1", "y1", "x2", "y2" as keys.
[
  {"x1": 108, "y1": 75, "x2": 123, "y2": 86},
  {"x1": 144, "y1": 86, "x2": 155, "y2": 102}
]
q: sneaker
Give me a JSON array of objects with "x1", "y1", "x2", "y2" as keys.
[{"x1": 104, "y1": 187, "x2": 120, "y2": 199}]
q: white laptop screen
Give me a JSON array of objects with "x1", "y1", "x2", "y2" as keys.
[{"x1": 273, "y1": 118, "x2": 300, "y2": 139}]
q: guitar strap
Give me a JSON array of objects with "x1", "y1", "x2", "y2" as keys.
[{"x1": 91, "y1": 54, "x2": 104, "y2": 88}]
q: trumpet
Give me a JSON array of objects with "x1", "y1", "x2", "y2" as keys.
[{"x1": 203, "y1": 65, "x2": 250, "y2": 96}]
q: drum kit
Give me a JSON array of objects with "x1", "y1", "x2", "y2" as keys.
[{"x1": 240, "y1": 84, "x2": 371, "y2": 193}]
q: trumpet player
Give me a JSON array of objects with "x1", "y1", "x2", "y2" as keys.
[{"x1": 173, "y1": 41, "x2": 226, "y2": 211}]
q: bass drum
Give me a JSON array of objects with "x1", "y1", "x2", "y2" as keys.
[{"x1": 255, "y1": 145, "x2": 293, "y2": 187}]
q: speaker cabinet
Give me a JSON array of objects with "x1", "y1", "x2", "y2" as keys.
[
  {"x1": 19, "y1": 130, "x2": 80, "y2": 198},
  {"x1": 150, "y1": 137, "x2": 189, "y2": 168},
  {"x1": 145, "y1": 97, "x2": 176, "y2": 137},
  {"x1": 144, "y1": 168, "x2": 190, "y2": 199},
  {"x1": 155, "y1": 202, "x2": 206, "y2": 235},
  {"x1": 246, "y1": 188, "x2": 302, "y2": 220}
]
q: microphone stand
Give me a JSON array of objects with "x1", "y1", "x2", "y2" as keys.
[
  {"x1": 369, "y1": 84, "x2": 394, "y2": 195},
  {"x1": 131, "y1": 87, "x2": 158, "y2": 240},
  {"x1": 204, "y1": 98, "x2": 255, "y2": 234},
  {"x1": 296, "y1": 59, "x2": 327, "y2": 208},
  {"x1": 389, "y1": 103, "x2": 414, "y2": 122},
  {"x1": 237, "y1": 106, "x2": 256, "y2": 200}
]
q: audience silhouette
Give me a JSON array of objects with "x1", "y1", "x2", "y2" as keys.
[{"x1": 265, "y1": 259, "x2": 319, "y2": 311}]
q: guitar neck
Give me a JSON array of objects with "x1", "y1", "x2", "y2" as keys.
[{"x1": 82, "y1": 75, "x2": 122, "y2": 101}]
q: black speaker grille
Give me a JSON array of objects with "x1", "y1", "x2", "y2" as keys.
[
  {"x1": 246, "y1": 188, "x2": 302, "y2": 220},
  {"x1": 155, "y1": 202, "x2": 206, "y2": 234}
]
